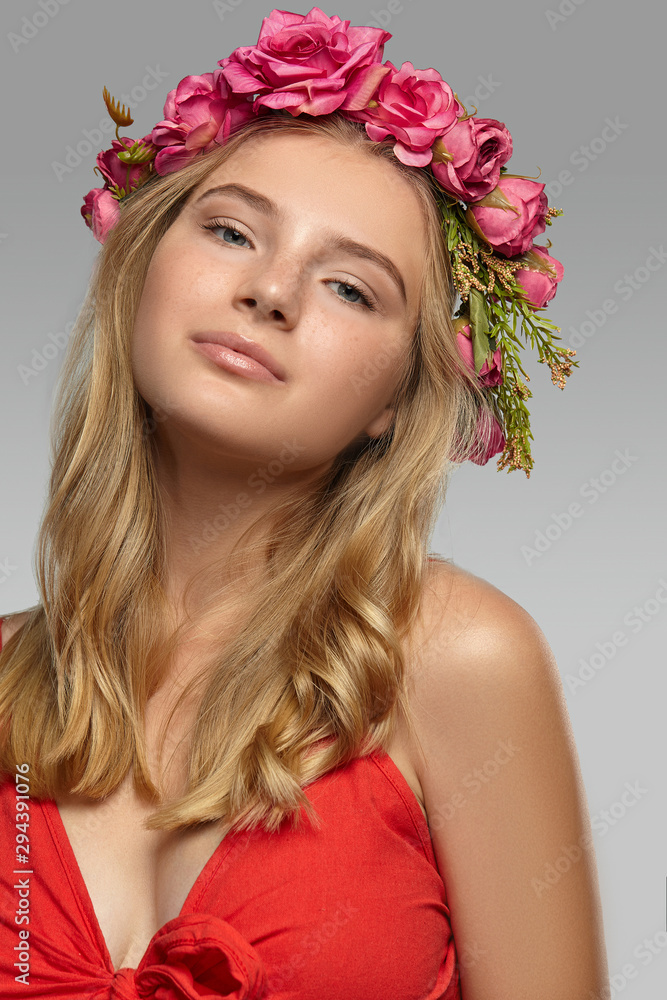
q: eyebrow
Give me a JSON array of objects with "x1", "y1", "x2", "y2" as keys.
[
  {"x1": 193, "y1": 182, "x2": 407, "y2": 305},
  {"x1": 194, "y1": 183, "x2": 277, "y2": 218},
  {"x1": 325, "y1": 235, "x2": 407, "y2": 305}
]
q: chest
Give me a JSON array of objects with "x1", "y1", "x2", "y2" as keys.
[
  {"x1": 55, "y1": 708, "x2": 427, "y2": 974},
  {"x1": 55, "y1": 678, "x2": 235, "y2": 972},
  {"x1": 56, "y1": 769, "x2": 235, "y2": 970}
]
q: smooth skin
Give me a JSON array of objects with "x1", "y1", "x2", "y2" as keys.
[
  {"x1": 407, "y1": 561, "x2": 610, "y2": 999},
  {"x1": 131, "y1": 132, "x2": 424, "y2": 615},
  {"x1": 3, "y1": 132, "x2": 610, "y2": 994}
]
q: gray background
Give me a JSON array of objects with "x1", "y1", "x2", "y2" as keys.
[{"x1": 1, "y1": 0, "x2": 665, "y2": 993}]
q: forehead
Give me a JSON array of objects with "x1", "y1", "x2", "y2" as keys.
[{"x1": 189, "y1": 131, "x2": 428, "y2": 306}]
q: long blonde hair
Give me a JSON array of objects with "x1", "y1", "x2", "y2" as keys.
[{"x1": 0, "y1": 112, "x2": 493, "y2": 834}]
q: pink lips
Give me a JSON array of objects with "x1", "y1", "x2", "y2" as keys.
[{"x1": 191, "y1": 332, "x2": 286, "y2": 384}]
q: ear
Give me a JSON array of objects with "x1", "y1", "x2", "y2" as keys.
[{"x1": 363, "y1": 402, "x2": 395, "y2": 439}]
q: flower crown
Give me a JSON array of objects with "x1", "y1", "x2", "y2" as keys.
[{"x1": 81, "y1": 6, "x2": 576, "y2": 477}]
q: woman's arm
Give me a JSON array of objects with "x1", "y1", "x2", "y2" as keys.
[{"x1": 409, "y1": 563, "x2": 610, "y2": 1000}]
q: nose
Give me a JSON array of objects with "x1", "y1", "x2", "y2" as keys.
[{"x1": 232, "y1": 254, "x2": 301, "y2": 329}]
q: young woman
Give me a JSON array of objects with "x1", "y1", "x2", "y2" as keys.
[{"x1": 0, "y1": 9, "x2": 608, "y2": 999}]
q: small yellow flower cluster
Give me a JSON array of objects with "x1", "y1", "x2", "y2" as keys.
[
  {"x1": 537, "y1": 348, "x2": 577, "y2": 389},
  {"x1": 451, "y1": 241, "x2": 526, "y2": 302},
  {"x1": 496, "y1": 438, "x2": 533, "y2": 477}
]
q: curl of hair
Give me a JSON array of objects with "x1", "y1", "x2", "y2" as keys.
[{"x1": 0, "y1": 111, "x2": 495, "y2": 835}]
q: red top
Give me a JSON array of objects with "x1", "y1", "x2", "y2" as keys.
[{"x1": 0, "y1": 617, "x2": 460, "y2": 999}]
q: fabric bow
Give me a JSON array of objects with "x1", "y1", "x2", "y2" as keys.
[{"x1": 108, "y1": 914, "x2": 267, "y2": 999}]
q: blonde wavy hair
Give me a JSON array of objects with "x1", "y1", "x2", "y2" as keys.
[{"x1": 0, "y1": 111, "x2": 494, "y2": 834}]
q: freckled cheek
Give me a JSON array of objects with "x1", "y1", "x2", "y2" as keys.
[
  {"x1": 135, "y1": 259, "x2": 221, "y2": 345},
  {"x1": 302, "y1": 332, "x2": 398, "y2": 416},
  {"x1": 131, "y1": 268, "x2": 184, "y2": 387}
]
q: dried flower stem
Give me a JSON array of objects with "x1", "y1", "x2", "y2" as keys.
[{"x1": 438, "y1": 192, "x2": 575, "y2": 476}]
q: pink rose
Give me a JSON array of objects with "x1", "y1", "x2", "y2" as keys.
[
  {"x1": 219, "y1": 7, "x2": 391, "y2": 116},
  {"x1": 450, "y1": 406, "x2": 506, "y2": 466},
  {"x1": 346, "y1": 60, "x2": 463, "y2": 167},
  {"x1": 467, "y1": 176, "x2": 549, "y2": 257},
  {"x1": 456, "y1": 323, "x2": 503, "y2": 387},
  {"x1": 430, "y1": 117, "x2": 513, "y2": 202},
  {"x1": 96, "y1": 136, "x2": 154, "y2": 197},
  {"x1": 470, "y1": 409, "x2": 506, "y2": 465},
  {"x1": 514, "y1": 245, "x2": 564, "y2": 308},
  {"x1": 80, "y1": 188, "x2": 120, "y2": 244},
  {"x1": 151, "y1": 69, "x2": 254, "y2": 174}
]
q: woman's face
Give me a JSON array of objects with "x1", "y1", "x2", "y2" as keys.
[{"x1": 131, "y1": 131, "x2": 428, "y2": 475}]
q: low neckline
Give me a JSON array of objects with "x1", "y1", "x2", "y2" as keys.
[
  {"x1": 43, "y1": 792, "x2": 242, "y2": 974},
  {"x1": 41, "y1": 747, "x2": 433, "y2": 975}
]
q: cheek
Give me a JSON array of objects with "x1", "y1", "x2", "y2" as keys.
[
  {"x1": 132, "y1": 246, "x2": 208, "y2": 364},
  {"x1": 131, "y1": 255, "x2": 185, "y2": 400},
  {"x1": 300, "y1": 316, "x2": 407, "y2": 421},
  {"x1": 134, "y1": 228, "x2": 213, "y2": 325},
  {"x1": 133, "y1": 255, "x2": 171, "y2": 347}
]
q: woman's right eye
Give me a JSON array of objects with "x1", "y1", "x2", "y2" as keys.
[
  {"x1": 219, "y1": 226, "x2": 251, "y2": 247},
  {"x1": 199, "y1": 219, "x2": 253, "y2": 248}
]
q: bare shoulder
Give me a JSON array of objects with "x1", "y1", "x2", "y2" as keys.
[
  {"x1": 408, "y1": 557, "x2": 554, "y2": 686},
  {"x1": 404, "y1": 559, "x2": 608, "y2": 998},
  {"x1": 0, "y1": 610, "x2": 32, "y2": 648},
  {"x1": 407, "y1": 555, "x2": 572, "y2": 794}
]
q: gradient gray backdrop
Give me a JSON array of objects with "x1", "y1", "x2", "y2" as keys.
[{"x1": 1, "y1": 1, "x2": 665, "y2": 994}]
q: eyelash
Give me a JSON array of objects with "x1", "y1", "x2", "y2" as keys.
[
  {"x1": 200, "y1": 217, "x2": 253, "y2": 246},
  {"x1": 198, "y1": 217, "x2": 377, "y2": 312},
  {"x1": 331, "y1": 278, "x2": 375, "y2": 312}
]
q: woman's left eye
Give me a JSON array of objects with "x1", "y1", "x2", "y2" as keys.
[{"x1": 327, "y1": 280, "x2": 375, "y2": 310}]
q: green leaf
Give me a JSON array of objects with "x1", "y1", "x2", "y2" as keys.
[
  {"x1": 469, "y1": 288, "x2": 492, "y2": 375},
  {"x1": 117, "y1": 141, "x2": 155, "y2": 165}
]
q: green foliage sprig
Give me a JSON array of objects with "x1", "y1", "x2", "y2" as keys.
[{"x1": 437, "y1": 185, "x2": 576, "y2": 477}]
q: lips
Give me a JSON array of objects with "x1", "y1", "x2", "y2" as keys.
[{"x1": 191, "y1": 331, "x2": 286, "y2": 382}]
